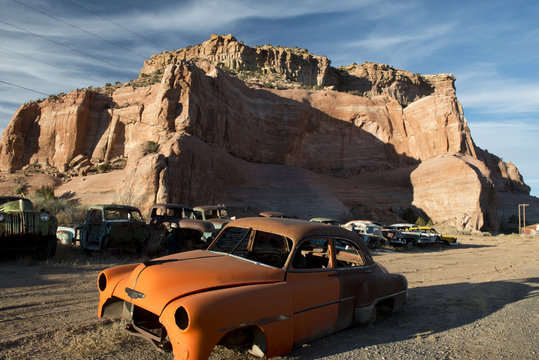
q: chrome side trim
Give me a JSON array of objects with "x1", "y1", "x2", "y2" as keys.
[{"x1": 293, "y1": 299, "x2": 340, "y2": 315}]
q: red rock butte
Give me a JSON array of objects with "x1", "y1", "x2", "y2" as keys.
[{"x1": 0, "y1": 34, "x2": 535, "y2": 231}]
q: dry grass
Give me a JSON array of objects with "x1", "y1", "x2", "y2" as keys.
[
  {"x1": 50, "y1": 320, "x2": 172, "y2": 360},
  {"x1": 52, "y1": 320, "x2": 129, "y2": 358}
]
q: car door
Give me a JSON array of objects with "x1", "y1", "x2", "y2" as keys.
[
  {"x1": 286, "y1": 237, "x2": 340, "y2": 345},
  {"x1": 332, "y1": 237, "x2": 374, "y2": 330},
  {"x1": 86, "y1": 209, "x2": 103, "y2": 249}
]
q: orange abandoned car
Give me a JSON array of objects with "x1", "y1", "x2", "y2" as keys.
[{"x1": 97, "y1": 217, "x2": 407, "y2": 359}]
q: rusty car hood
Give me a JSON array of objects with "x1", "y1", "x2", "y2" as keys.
[{"x1": 120, "y1": 250, "x2": 285, "y2": 315}]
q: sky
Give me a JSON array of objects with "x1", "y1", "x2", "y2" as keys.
[{"x1": 0, "y1": 0, "x2": 538, "y2": 196}]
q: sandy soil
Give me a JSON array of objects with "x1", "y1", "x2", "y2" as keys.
[{"x1": 0, "y1": 234, "x2": 538, "y2": 360}]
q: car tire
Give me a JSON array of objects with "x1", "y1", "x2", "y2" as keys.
[{"x1": 368, "y1": 305, "x2": 378, "y2": 326}]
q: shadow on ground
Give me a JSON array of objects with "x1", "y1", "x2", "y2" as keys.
[{"x1": 284, "y1": 277, "x2": 539, "y2": 358}]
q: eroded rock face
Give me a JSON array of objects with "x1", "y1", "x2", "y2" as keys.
[
  {"x1": 411, "y1": 155, "x2": 499, "y2": 231},
  {"x1": 0, "y1": 35, "x2": 533, "y2": 230},
  {"x1": 122, "y1": 132, "x2": 245, "y2": 211}
]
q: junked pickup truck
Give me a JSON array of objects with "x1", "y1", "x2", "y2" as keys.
[{"x1": 0, "y1": 196, "x2": 58, "y2": 259}]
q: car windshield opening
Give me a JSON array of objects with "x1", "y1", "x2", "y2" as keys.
[
  {"x1": 209, "y1": 227, "x2": 292, "y2": 268},
  {"x1": 104, "y1": 209, "x2": 144, "y2": 222},
  {"x1": 210, "y1": 227, "x2": 251, "y2": 253}
]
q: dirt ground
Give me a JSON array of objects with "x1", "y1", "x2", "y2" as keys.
[{"x1": 0, "y1": 234, "x2": 538, "y2": 360}]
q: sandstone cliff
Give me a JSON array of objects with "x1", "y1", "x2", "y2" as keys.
[{"x1": 0, "y1": 35, "x2": 532, "y2": 231}]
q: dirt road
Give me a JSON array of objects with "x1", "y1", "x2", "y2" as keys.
[{"x1": 1, "y1": 234, "x2": 537, "y2": 359}]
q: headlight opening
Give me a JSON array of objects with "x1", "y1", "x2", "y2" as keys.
[{"x1": 175, "y1": 306, "x2": 189, "y2": 330}]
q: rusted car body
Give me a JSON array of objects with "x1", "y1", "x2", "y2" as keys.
[
  {"x1": 259, "y1": 211, "x2": 289, "y2": 218},
  {"x1": 97, "y1": 217, "x2": 407, "y2": 359},
  {"x1": 80, "y1": 205, "x2": 148, "y2": 252},
  {"x1": 408, "y1": 226, "x2": 458, "y2": 245},
  {"x1": 388, "y1": 223, "x2": 435, "y2": 246},
  {"x1": 193, "y1": 205, "x2": 232, "y2": 231},
  {"x1": 147, "y1": 204, "x2": 215, "y2": 253},
  {"x1": 381, "y1": 227, "x2": 407, "y2": 246},
  {"x1": 56, "y1": 226, "x2": 76, "y2": 245},
  {"x1": 0, "y1": 196, "x2": 57, "y2": 258},
  {"x1": 309, "y1": 217, "x2": 340, "y2": 226},
  {"x1": 343, "y1": 220, "x2": 386, "y2": 248}
]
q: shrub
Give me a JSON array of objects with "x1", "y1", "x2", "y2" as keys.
[
  {"x1": 97, "y1": 163, "x2": 109, "y2": 173},
  {"x1": 34, "y1": 185, "x2": 55, "y2": 200},
  {"x1": 13, "y1": 184, "x2": 28, "y2": 196},
  {"x1": 29, "y1": 195, "x2": 88, "y2": 226},
  {"x1": 143, "y1": 141, "x2": 159, "y2": 155},
  {"x1": 402, "y1": 207, "x2": 417, "y2": 223}
]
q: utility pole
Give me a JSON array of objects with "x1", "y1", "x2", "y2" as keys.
[{"x1": 518, "y1": 203, "x2": 529, "y2": 234}]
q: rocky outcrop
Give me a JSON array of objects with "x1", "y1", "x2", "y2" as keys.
[
  {"x1": 410, "y1": 155, "x2": 499, "y2": 231},
  {"x1": 0, "y1": 35, "x2": 533, "y2": 230},
  {"x1": 476, "y1": 148, "x2": 530, "y2": 194},
  {"x1": 141, "y1": 34, "x2": 333, "y2": 87},
  {"x1": 335, "y1": 62, "x2": 456, "y2": 106}
]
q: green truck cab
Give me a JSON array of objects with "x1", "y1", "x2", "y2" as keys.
[
  {"x1": 79, "y1": 205, "x2": 149, "y2": 252},
  {"x1": 0, "y1": 196, "x2": 58, "y2": 259}
]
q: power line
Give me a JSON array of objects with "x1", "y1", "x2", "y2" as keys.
[
  {"x1": 12, "y1": 0, "x2": 149, "y2": 60},
  {"x1": 0, "y1": 79, "x2": 50, "y2": 96},
  {"x1": 62, "y1": 0, "x2": 169, "y2": 51},
  {"x1": 0, "y1": 45, "x2": 105, "y2": 85},
  {"x1": 0, "y1": 19, "x2": 139, "y2": 76}
]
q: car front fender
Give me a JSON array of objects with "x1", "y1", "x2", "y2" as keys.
[{"x1": 160, "y1": 282, "x2": 294, "y2": 359}]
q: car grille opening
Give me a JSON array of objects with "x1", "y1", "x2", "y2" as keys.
[{"x1": 132, "y1": 305, "x2": 166, "y2": 341}]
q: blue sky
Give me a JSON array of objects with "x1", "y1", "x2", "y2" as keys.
[{"x1": 1, "y1": 0, "x2": 538, "y2": 196}]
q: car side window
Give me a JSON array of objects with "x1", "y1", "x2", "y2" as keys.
[
  {"x1": 128, "y1": 211, "x2": 144, "y2": 222},
  {"x1": 89, "y1": 209, "x2": 102, "y2": 224},
  {"x1": 292, "y1": 238, "x2": 331, "y2": 270},
  {"x1": 154, "y1": 208, "x2": 165, "y2": 217},
  {"x1": 334, "y1": 239, "x2": 366, "y2": 268}
]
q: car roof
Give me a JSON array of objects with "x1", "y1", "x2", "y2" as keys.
[
  {"x1": 346, "y1": 219, "x2": 382, "y2": 226},
  {"x1": 409, "y1": 226, "x2": 437, "y2": 231},
  {"x1": 0, "y1": 196, "x2": 29, "y2": 204},
  {"x1": 91, "y1": 204, "x2": 141, "y2": 211},
  {"x1": 151, "y1": 203, "x2": 193, "y2": 210},
  {"x1": 225, "y1": 217, "x2": 363, "y2": 244},
  {"x1": 259, "y1": 211, "x2": 287, "y2": 217},
  {"x1": 194, "y1": 205, "x2": 226, "y2": 211}
]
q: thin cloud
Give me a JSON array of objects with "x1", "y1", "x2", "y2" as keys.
[
  {"x1": 457, "y1": 66, "x2": 539, "y2": 115},
  {"x1": 348, "y1": 23, "x2": 455, "y2": 51}
]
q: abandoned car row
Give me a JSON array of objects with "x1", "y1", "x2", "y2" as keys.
[
  {"x1": 2, "y1": 197, "x2": 457, "y2": 260},
  {"x1": 2, "y1": 197, "x2": 458, "y2": 359},
  {"x1": 57, "y1": 202, "x2": 457, "y2": 256}
]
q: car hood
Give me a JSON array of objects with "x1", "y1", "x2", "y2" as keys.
[
  {"x1": 206, "y1": 218, "x2": 230, "y2": 229},
  {"x1": 119, "y1": 250, "x2": 285, "y2": 315}
]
